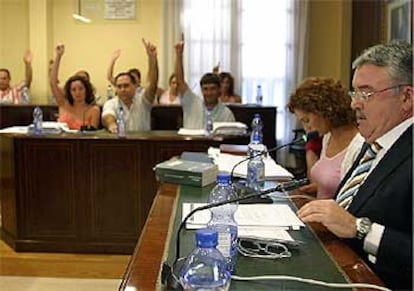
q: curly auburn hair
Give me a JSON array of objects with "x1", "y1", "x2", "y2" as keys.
[
  {"x1": 287, "y1": 77, "x2": 356, "y2": 128},
  {"x1": 64, "y1": 75, "x2": 95, "y2": 105}
]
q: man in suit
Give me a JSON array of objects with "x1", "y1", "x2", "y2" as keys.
[{"x1": 297, "y1": 41, "x2": 412, "y2": 290}]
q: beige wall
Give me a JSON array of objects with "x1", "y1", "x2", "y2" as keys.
[
  {"x1": 307, "y1": 0, "x2": 352, "y2": 88},
  {"x1": 0, "y1": 0, "x2": 29, "y2": 89},
  {"x1": 0, "y1": 0, "x2": 352, "y2": 103}
]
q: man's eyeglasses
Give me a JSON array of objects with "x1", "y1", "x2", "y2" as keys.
[
  {"x1": 237, "y1": 239, "x2": 291, "y2": 259},
  {"x1": 348, "y1": 84, "x2": 411, "y2": 101}
]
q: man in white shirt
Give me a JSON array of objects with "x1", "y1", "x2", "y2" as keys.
[
  {"x1": 102, "y1": 39, "x2": 158, "y2": 133},
  {"x1": 297, "y1": 41, "x2": 412, "y2": 289},
  {"x1": 174, "y1": 36, "x2": 235, "y2": 129},
  {"x1": 0, "y1": 50, "x2": 32, "y2": 104}
]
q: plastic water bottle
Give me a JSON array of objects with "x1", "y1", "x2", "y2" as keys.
[
  {"x1": 250, "y1": 113, "x2": 263, "y2": 143},
  {"x1": 32, "y1": 106, "x2": 43, "y2": 135},
  {"x1": 107, "y1": 84, "x2": 114, "y2": 100},
  {"x1": 117, "y1": 106, "x2": 126, "y2": 138},
  {"x1": 206, "y1": 108, "x2": 213, "y2": 136},
  {"x1": 246, "y1": 134, "x2": 265, "y2": 191},
  {"x1": 21, "y1": 85, "x2": 30, "y2": 104},
  {"x1": 256, "y1": 85, "x2": 263, "y2": 106},
  {"x1": 207, "y1": 173, "x2": 238, "y2": 271},
  {"x1": 180, "y1": 228, "x2": 231, "y2": 290}
]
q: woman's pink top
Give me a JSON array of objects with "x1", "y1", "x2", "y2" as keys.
[
  {"x1": 58, "y1": 113, "x2": 84, "y2": 130},
  {"x1": 310, "y1": 139, "x2": 347, "y2": 199}
]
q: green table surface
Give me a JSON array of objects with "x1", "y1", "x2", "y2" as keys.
[{"x1": 165, "y1": 184, "x2": 351, "y2": 290}]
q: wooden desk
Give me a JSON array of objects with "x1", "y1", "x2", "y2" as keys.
[
  {"x1": 120, "y1": 184, "x2": 384, "y2": 290},
  {"x1": 1, "y1": 104, "x2": 277, "y2": 150},
  {"x1": 0, "y1": 131, "x2": 247, "y2": 254}
]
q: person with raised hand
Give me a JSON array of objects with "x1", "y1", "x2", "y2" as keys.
[
  {"x1": 174, "y1": 34, "x2": 235, "y2": 129},
  {"x1": 102, "y1": 38, "x2": 159, "y2": 133},
  {"x1": 50, "y1": 44, "x2": 100, "y2": 130},
  {"x1": 0, "y1": 50, "x2": 33, "y2": 104}
]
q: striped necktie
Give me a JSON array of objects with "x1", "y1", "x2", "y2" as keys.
[{"x1": 336, "y1": 142, "x2": 382, "y2": 209}]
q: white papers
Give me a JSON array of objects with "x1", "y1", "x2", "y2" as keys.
[
  {"x1": 0, "y1": 122, "x2": 78, "y2": 134},
  {"x1": 213, "y1": 122, "x2": 247, "y2": 136},
  {"x1": 178, "y1": 128, "x2": 207, "y2": 136},
  {"x1": 0, "y1": 126, "x2": 29, "y2": 134},
  {"x1": 182, "y1": 203, "x2": 304, "y2": 230},
  {"x1": 182, "y1": 203, "x2": 304, "y2": 241},
  {"x1": 213, "y1": 153, "x2": 293, "y2": 180}
]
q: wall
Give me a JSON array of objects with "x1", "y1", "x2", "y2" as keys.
[
  {"x1": 307, "y1": 0, "x2": 352, "y2": 88},
  {"x1": 0, "y1": 0, "x2": 29, "y2": 88}
]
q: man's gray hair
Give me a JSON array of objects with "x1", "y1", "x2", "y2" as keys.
[{"x1": 352, "y1": 41, "x2": 412, "y2": 85}]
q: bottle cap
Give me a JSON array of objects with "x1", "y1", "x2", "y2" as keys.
[
  {"x1": 216, "y1": 172, "x2": 231, "y2": 184},
  {"x1": 195, "y1": 228, "x2": 218, "y2": 248}
]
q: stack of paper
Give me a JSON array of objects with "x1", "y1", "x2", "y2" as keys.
[
  {"x1": 212, "y1": 152, "x2": 294, "y2": 180},
  {"x1": 182, "y1": 203, "x2": 305, "y2": 241}
]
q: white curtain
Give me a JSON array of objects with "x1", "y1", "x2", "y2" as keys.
[{"x1": 161, "y1": 0, "x2": 309, "y2": 167}]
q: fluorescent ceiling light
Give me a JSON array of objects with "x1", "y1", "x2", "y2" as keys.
[{"x1": 72, "y1": 13, "x2": 91, "y2": 23}]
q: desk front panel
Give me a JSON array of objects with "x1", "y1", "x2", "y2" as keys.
[{"x1": 0, "y1": 133, "x2": 233, "y2": 253}]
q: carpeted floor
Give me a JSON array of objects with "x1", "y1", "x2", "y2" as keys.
[{"x1": 0, "y1": 276, "x2": 121, "y2": 291}]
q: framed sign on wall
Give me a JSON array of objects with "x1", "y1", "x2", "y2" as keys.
[{"x1": 104, "y1": 0, "x2": 136, "y2": 20}]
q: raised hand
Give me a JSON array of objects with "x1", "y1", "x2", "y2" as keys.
[
  {"x1": 213, "y1": 62, "x2": 220, "y2": 74},
  {"x1": 174, "y1": 33, "x2": 184, "y2": 54},
  {"x1": 142, "y1": 38, "x2": 157, "y2": 57},
  {"x1": 111, "y1": 49, "x2": 121, "y2": 61},
  {"x1": 56, "y1": 44, "x2": 65, "y2": 57},
  {"x1": 23, "y1": 50, "x2": 33, "y2": 64}
]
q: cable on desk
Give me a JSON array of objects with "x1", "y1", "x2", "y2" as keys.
[{"x1": 231, "y1": 275, "x2": 390, "y2": 291}]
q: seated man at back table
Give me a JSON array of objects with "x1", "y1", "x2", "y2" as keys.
[
  {"x1": 0, "y1": 50, "x2": 33, "y2": 104},
  {"x1": 174, "y1": 35, "x2": 235, "y2": 129},
  {"x1": 102, "y1": 39, "x2": 159, "y2": 133}
]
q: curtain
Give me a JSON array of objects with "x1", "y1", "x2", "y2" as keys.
[{"x1": 161, "y1": 0, "x2": 309, "y2": 168}]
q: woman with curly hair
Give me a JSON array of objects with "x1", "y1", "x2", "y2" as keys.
[
  {"x1": 50, "y1": 44, "x2": 100, "y2": 130},
  {"x1": 287, "y1": 77, "x2": 364, "y2": 199}
]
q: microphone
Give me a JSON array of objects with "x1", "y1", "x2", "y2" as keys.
[
  {"x1": 161, "y1": 178, "x2": 309, "y2": 290},
  {"x1": 230, "y1": 130, "x2": 319, "y2": 182}
]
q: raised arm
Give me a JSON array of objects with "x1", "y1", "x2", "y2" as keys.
[
  {"x1": 142, "y1": 38, "x2": 158, "y2": 104},
  {"x1": 23, "y1": 50, "x2": 33, "y2": 88},
  {"x1": 174, "y1": 34, "x2": 188, "y2": 95},
  {"x1": 50, "y1": 44, "x2": 67, "y2": 107},
  {"x1": 107, "y1": 49, "x2": 121, "y2": 86}
]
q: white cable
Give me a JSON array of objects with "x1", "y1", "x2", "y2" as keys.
[{"x1": 231, "y1": 274, "x2": 390, "y2": 291}]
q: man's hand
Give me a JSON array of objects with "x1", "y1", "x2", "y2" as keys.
[
  {"x1": 174, "y1": 33, "x2": 184, "y2": 54},
  {"x1": 297, "y1": 199, "x2": 357, "y2": 238},
  {"x1": 23, "y1": 50, "x2": 33, "y2": 64},
  {"x1": 213, "y1": 62, "x2": 220, "y2": 74},
  {"x1": 142, "y1": 38, "x2": 157, "y2": 58},
  {"x1": 108, "y1": 123, "x2": 117, "y2": 134},
  {"x1": 56, "y1": 44, "x2": 65, "y2": 57}
]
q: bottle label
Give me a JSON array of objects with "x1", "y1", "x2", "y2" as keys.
[{"x1": 216, "y1": 232, "x2": 232, "y2": 257}]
